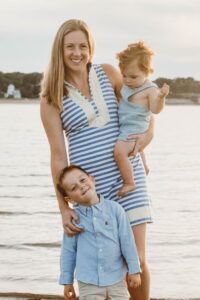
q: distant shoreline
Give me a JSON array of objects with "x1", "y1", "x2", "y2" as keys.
[
  {"x1": 0, "y1": 98, "x2": 199, "y2": 105},
  {"x1": 0, "y1": 98, "x2": 39, "y2": 104}
]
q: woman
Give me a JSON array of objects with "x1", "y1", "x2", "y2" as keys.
[{"x1": 40, "y1": 19, "x2": 154, "y2": 300}]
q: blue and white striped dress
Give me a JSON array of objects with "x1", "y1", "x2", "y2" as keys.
[{"x1": 60, "y1": 64, "x2": 152, "y2": 226}]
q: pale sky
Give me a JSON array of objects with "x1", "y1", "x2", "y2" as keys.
[{"x1": 1, "y1": 0, "x2": 200, "y2": 79}]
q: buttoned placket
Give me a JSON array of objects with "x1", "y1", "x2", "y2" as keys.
[{"x1": 91, "y1": 206, "x2": 104, "y2": 282}]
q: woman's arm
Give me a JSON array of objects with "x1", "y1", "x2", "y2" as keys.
[
  {"x1": 132, "y1": 115, "x2": 155, "y2": 156},
  {"x1": 40, "y1": 98, "x2": 82, "y2": 236},
  {"x1": 101, "y1": 64, "x2": 123, "y2": 101}
]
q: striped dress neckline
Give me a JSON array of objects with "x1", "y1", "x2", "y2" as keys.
[{"x1": 64, "y1": 65, "x2": 110, "y2": 128}]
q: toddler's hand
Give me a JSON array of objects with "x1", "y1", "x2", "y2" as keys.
[
  {"x1": 127, "y1": 273, "x2": 141, "y2": 288},
  {"x1": 159, "y1": 83, "x2": 170, "y2": 98}
]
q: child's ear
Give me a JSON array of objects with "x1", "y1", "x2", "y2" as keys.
[{"x1": 64, "y1": 196, "x2": 76, "y2": 205}]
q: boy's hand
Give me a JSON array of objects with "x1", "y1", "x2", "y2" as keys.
[
  {"x1": 64, "y1": 284, "x2": 76, "y2": 300},
  {"x1": 127, "y1": 273, "x2": 141, "y2": 288},
  {"x1": 159, "y1": 83, "x2": 170, "y2": 98}
]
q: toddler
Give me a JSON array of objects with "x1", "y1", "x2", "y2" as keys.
[{"x1": 114, "y1": 41, "x2": 169, "y2": 197}]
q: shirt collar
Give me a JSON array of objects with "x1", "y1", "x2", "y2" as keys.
[{"x1": 77, "y1": 194, "x2": 104, "y2": 216}]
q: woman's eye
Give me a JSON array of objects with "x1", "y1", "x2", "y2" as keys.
[{"x1": 64, "y1": 45, "x2": 73, "y2": 49}]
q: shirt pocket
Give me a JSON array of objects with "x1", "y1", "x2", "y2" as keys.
[{"x1": 101, "y1": 213, "x2": 114, "y2": 230}]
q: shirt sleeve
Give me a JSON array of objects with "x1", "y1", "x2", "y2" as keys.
[
  {"x1": 59, "y1": 233, "x2": 77, "y2": 285},
  {"x1": 115, "y1": 204, "x2": 141, "y2": 275}
]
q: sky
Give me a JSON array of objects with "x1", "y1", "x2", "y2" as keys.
[{"x1": 0, "y1": 0, "x2": 200, "y2": 80}]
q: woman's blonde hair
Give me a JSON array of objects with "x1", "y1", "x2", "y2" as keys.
[
  {"x1": 117, "y1": 41, "x2": 154, "y2": 75},
  {"x1": 40, "y1": 19, "x2": 95, "y2": 110}
]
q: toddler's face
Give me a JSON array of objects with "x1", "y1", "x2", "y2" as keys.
[
  {"x1": 62, "y1": 169, "x2": 96, "y2": 206},
  {"x1": 122, "y1": 60, "x2": 147, "y2": 88}
]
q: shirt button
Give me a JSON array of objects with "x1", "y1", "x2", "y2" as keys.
[
  {"x1": 99, "y1": 266, "x2": 102, "y2": 270},
  {"x1": 93, "y1": 217, "x2": 96, "y2": 220},
  {"x1": 99, "y1": 249, "x2": 102, "y2": 252}
]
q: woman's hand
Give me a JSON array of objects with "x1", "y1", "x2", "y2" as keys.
[
  {"x1": 61, "y1": 206, "x2": 83, "y2": 237},
  {"x1": 127, "y1": 132, "x2": 149, "y2": 156},
  {"x1": 128, "y1": 115, "x2": 154, "y2": 156}
]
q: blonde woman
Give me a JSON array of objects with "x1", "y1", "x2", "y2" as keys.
[{"x1": 40, "y1": 19, "x2": 154, "y2": 300}]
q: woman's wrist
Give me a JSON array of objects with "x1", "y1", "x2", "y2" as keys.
[{"x1": 59, "y1": 197, "x2": 69, "y2": 214}]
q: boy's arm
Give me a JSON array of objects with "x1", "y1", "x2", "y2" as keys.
[
  {"x1": 148, "y1": 83, "x2": 169, "y2": 114},
  {"x1": 115, "y1": 204, "x2": 141, "y2": 275},
  {"x1": 59, "y1": 233, "x2": 77, "y2": 285}
]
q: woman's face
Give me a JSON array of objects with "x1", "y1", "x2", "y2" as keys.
[{"x1": 63, "y1": 30, "x2": 90, "y2": 73}]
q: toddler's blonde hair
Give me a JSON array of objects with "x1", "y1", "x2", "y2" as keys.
[{"x1": 117, "y1": 41, "x2": 154, "y2": 75}]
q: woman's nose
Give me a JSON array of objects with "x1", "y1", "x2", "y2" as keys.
[{"x1": 73, "y1": 46, "x2": 81, "y2": 55}]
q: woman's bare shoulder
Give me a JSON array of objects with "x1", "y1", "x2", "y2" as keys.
[
  {"x1": 101, "y1": 63, "x2": 121, "y2": 79},
  {"x1": 40, "y1": 96, "x2": 60, "y2": 115},
  {"x1": 101, "y1": 64, "x2": 123, "y2": 101}
]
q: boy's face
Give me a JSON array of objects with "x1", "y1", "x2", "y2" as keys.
[
  {"x1": 122, "y1": 60, "x2": 147, "y2": 88},
  {"x1": 62, "y1": 169, "x2": 97, "y2": 206}
]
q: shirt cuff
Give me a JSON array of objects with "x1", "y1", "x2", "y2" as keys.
[
  {"x1": 127, "y1": 259, "x2": 141, "y2": 275},
  {"x1": 59, "y1": 272, "x2": 74, "y2": 285}
]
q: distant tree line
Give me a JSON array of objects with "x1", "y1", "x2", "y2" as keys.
[
  {"x1": 154, "y1": 77, "x2": 200, "y2": 99},
  {"x1": 0, "y1": 72, "x2": 42, "y2": 98},
  {"x1": 0, "y1": 71, "x2": 200, "y2": 99}
]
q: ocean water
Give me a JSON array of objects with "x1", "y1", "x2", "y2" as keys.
[{"x1": 0, "y1": 102, "x2": 199, "y2": 298}]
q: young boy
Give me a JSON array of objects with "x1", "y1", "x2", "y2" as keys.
[{"x1": 57, "y1": 165, "x2": 141, "y2": 300}]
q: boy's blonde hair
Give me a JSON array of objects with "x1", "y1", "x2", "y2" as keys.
[
  {"x1": 40, "y1": 19, "x2": 95, "y2": 111},
  {"x1": 117, "y1": 41, "x2": 154, "y2": 75}
]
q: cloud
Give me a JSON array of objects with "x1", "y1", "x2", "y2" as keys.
[{"x1": 0, "y1": 0, "x2": 200, "y2": 79}]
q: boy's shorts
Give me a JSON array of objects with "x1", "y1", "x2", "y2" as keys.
[{"x1": 78, "y1": 279, "x2": 129, "y2": 300}]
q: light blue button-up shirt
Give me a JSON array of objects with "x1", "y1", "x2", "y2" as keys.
[{"x1": 59, "y1": 195, "x2": 141, "y2": 286}]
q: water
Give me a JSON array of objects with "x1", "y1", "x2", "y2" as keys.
[{"x1": 0, "y1": 103, "x2": 199, "y2": 298}]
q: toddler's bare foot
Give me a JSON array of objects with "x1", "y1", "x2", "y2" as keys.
[{"x1": 117, "y1": 183, "x2": 136, "y2": 197}]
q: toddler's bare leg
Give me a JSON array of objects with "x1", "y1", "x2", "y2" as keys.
[
  {"x1": 114, "y1": 140, "x2": 136, "y2": 197},
  {"x1": 140, "y1": 151, "x2": 149, "y2": 175}
]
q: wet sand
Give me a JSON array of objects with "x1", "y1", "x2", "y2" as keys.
[
  {"x1": 0, "y1": 294, "x2": 199, "y2": 300},
  {"x1": 0, "y1": 293, "x2": 64, "y2": 300}
]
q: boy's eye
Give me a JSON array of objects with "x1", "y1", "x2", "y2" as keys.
[{"x1": 80, "y1": 178, "x2": 86, "y2": 182}]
